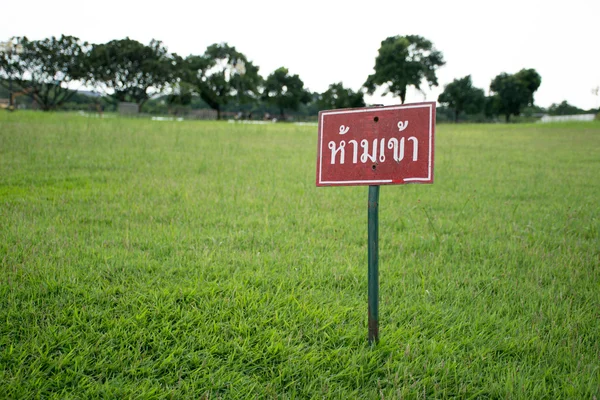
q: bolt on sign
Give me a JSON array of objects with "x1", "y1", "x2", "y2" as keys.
[
  {"x1": 316, "y1": 102, "x2": 436, "y2": 344},
  {"x1": 316, "y1": 102, "x2": 435, "y2": 187}
]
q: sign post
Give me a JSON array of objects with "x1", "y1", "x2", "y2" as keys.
[
  {"x1": 368, "y1": 185, "x2": 380, "y2": 343},
  {"x1": 316, "y1": 102, "x2": 436, "y2": 344}
]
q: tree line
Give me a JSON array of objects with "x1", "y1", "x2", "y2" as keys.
[
  {"x1": 1, "y1": 35, "x2": 348, "y2": 118},
  {"x1": 1, "y1": 34, "x2": 583, "y2": 122},
  {"x1": 438, "y1": 70, "x2": 542, "y2": 123}
]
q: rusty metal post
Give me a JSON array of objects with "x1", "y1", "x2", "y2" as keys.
[{"x1": 368, "y1": 185, "x2": 380, "y2": 344}]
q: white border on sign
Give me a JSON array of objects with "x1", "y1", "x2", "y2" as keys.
[{"x1": 318, "y1": 103, "x2": 433, "y2": 185}]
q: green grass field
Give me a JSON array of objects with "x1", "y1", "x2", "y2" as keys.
[{"x1": 1, "y1": 112, "x2": 599, "y2": 398}]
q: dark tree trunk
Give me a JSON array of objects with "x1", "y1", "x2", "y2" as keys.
[
  {"x1": 454, "y1": 110, "x2": 459, "y2": 123},
  {"x1": 138, "y1": 98, "x2": 148, "y2": 113},
  {"x1": 8, "y1": 80, "x2": 14, "y2": 111}
]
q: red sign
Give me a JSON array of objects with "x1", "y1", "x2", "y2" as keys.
[{"x1": 316, "y1": 102, "x2": 435, "y2": 186}]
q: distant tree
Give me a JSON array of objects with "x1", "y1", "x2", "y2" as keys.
[
  {"x1": 438, "y1": 75, "x2": 485, "y2": 122},
  {"x1": 301, "y1": 91, "x2": 322, "y2": 117},
  {"x1": 489, "y1": 73, "x2": 523, "y2": 122},
  {"x1": 0, "y1": 37, "x2": 24, "y2": 109},
  {"x1": 262, "y1": 67, "x2": 311, "y2": 119},
  {"x1": 165, "y1": 83, "x2": 193, "y2": 115},
  {"x1": 484, "y1": 95, "x2": 500, "y2": 119},
  {"x1": 548, "y1": 101, "x2": 585, "y2": 116},
  {"x1": 515, "y1": 69, "x2": 542, "y2": 106},
  {"x1": 88, "y1": 38, "x2": 175, "y2": 112},
  {"x1": 521, "y1": 104, "x2": 547, "y2": 118},
  {"x1": 489, "y1": 68, "x2": 541, "y2": 122},
  {"x1": 364, "y1": 35, "x2": 445, "y2": 104},
  {"x1": 182, "y1": 43, "x2": 262, "y2": 120},
  {"x1": 318, "y1": 82, "x2": 365, "y2": 110},
  {"x1": 0, "y1": 35, "x2": 89, "y2": 111}
]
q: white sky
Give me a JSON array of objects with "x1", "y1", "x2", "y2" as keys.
[{"x1": 3, "y1": 0, "x2": 599, "y2": 110}]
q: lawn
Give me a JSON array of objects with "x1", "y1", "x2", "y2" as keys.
[{"x1": 1, "y1": 112, "x2": 599, "y2": 398}]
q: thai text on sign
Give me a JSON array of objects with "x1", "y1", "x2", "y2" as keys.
[{"x1": 316, "y1": 102, "x2": 435, "y2": 186}]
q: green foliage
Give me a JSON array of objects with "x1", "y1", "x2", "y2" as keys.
[
  {"x1": 521, "y1": 104, "x2": 547, "y2": 118},
  {"x1": 165, "y1": 89, "x2": 192, "y2": 107},
  {"x1": 317, "y1": 82, "x2": 365, "y2": 110},
  {"x1": 164, "y1": 81, "x2": 193, "y2": 115},
  {"x1": 0, "y1": 35, "x2": 89, "y2": 111},
  {"x1": 489, "y1": 69, "x2": 541, "y2": 122},
  {"x1": 262, "y1": 67, "x2": 311, "y2": 118},
  {"x1": 484, "y1": 95, "x2": 499, "y2": 119},
  {"x1": 182, "y1": 43, "x2": 262, "y2": 120},
  {"x1": 365, "y1": 35, "x2": 445, "y2": 104},
  {"x1": 548, "y1": 100, "x2": 586, "y2": 116},
  {"x1": 1, "y1": 113, "x2": 599, "y2": 397},
  {"x1": 297, "y1": 92, "x2": 322, "y2": 119},
  {"x1": 489, "y1": 73, "x2": 523, "y2": 122},
  {"x1": 0, "y1": 37, "x2": 28, "y2": 97},
  {"x1": 88, "y1": 38, "x2": 176, "y2": 111},
  {"x1": 515, "y1": 68, "x2": 542, "y2": 106},
  {"x1": 438, "y1": 75, "x2": 485, "y2": 122}
]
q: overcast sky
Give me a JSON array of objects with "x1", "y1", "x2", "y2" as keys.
[{"x1": 3, "y1": 0, "x2": 599, "y2": 110}]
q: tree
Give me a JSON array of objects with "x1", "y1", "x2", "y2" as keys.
[
  {"x1": 548, "y1": 101, "x2": 585, "y2": 116},
  {"x1": 489, "y1": 69, "x2": 541, "y2": 122},
  {"x1": 438, "y1": 75, "x2": 485, "y2": 122},
  {"x1": 364, "y1": 35, "x2": 445, "y2": 104},
  {"x1": 318, "y1": 82, "x2": 365, "y2": 110},
  {"x1": 165, "y1": 84, "x2": 193, "y2": 115},
  {"x1": 88, "y1": 38, "x2": 175, "y2": 112},
  {"x1": 0, "y1": 38, "x2": 24, "y2": 110},
  {"x1": 182, "y1": 43, "x2": 262, "y2": 120},
  {"x1": 262, "y1": 67, "x2": 311, "y2": 119},
  {"x1": 484, "y1": 95, "x2": 500, "y2": 119},
  {"x1": 0, "y1": 35, "x2": 89, "y2": 111},
  {"x1": 515, "y1": 68, "x2": 542, "y2": 106}
]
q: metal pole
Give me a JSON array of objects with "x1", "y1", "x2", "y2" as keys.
[{"x1": 368, "y1": 185, "x2": 380, "y2": 344}]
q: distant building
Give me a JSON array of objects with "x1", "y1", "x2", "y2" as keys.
[
  {"x1": 188, "y1": 109, "x2": 218, "y2": 120},
  {"x1": 539, "y1": 114, "x2": 596, "y2": 123},
  {"x1": 118, "y1": 102, "x2": 139, "y2": 115}
]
